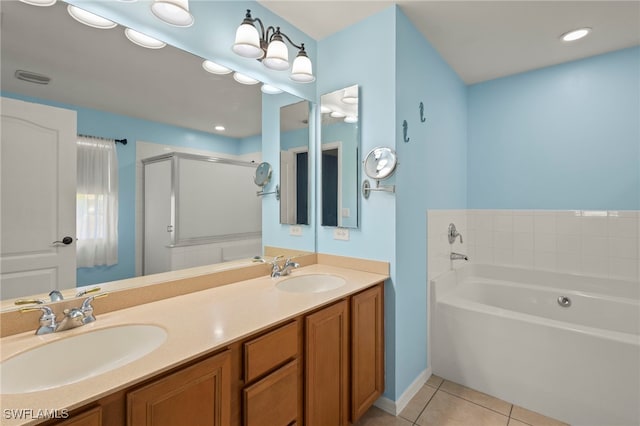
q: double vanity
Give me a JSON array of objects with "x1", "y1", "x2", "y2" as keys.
[{"x1": 0, "y1": 255, "x2": 388, "y2": 426}]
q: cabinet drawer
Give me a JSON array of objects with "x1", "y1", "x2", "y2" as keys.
[
  {"x1": 243, "y1": 359, "x2": 299, "y2": 426},
  {"x1": 244, "y1": 321, "x2": 298, "y2": 382}
]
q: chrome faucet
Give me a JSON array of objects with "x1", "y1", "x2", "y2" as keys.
[
  {"x1": 450, "y1": 252, "x2": 469, "y2": 261},
  {"x1": 271, "y1": 257, "x2": 300, "y2": 277},
  {"x1": 20, "y1": 293, "x2": 108, "y2": 335}
]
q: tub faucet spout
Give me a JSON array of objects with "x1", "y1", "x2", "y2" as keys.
[{"x1": 450, "y1": 252, "x2": 469, "y2": 261}]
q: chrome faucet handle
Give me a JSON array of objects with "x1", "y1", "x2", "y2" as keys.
[
  {"x1": 80, "y1": 293, "x2": 108, "y2": 324},
  {"x1": 75, "y1": 286, "x2": 101, "y2": 297},
  {"x1": 447, "y1": 223, "x2": 463, "y2": 244},
  {"x1": 49, "y1": 290, "x2": 64, "y2": 301},
  {"x1": 20, "y1": 306, "x2": 57, "y2": 335}
]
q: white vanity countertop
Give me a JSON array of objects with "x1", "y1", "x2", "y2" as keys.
[{"x1": 0, "y1": 264, "x2": 388, "y2": 426}]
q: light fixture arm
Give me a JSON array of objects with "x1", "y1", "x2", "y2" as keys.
[{"x1": 243, "y1": 10, "x2": 305, "y2": 56}]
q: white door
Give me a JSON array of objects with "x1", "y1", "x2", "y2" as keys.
[{"x1": 1, "y1": 97, "x2": 77, "y2": 300}]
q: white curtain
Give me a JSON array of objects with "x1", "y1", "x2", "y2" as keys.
[{"x1": 76, "y1": 136, "x2": 118, "y2": 267}]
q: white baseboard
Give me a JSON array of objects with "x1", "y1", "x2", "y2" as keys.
[{"x1": 374, "y1": 367, "x2": 431, "y2": 416}]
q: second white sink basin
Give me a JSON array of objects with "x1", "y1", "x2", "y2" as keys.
[
  {"x1": 276, "y1": 274, "x2": 346, "y2": 293},
  {"x1": 1, "y1": 324, "x2": 167, "y2": 394}
]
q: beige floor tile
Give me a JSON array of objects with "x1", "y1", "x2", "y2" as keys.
[
  {"x1": 426, "y1": 374, "x2": 444, "y2": 388},
  {"x1": 507, "y1": 419, "x2": 530, "y2": 426},
  {"x1": 440, "y1": 380, "x2": 512, "y2": 415},
  {"x1": 415, "y1": 391, "x2": 509, "y2": 426},
  {"x1": 353, "y1": 406, "x2": 414, "y2": 426},
  {"x1": 511, "y1": 405, "x2": 569, "y2": 426},
  {"x1": 399, "y1": 384, "x2": 437, "y2": 422}
]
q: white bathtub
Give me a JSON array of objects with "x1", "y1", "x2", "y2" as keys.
[{"x1": 430, "y1": 264, "x2": 640, "y2": 426}]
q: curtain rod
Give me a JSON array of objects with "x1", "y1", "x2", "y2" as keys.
[{"x1": 78, "y1": 134, "x2": 128, "y2": 145}]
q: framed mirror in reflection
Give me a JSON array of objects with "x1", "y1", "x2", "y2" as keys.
[
  {"x1": 280, "y1": 101, "x2": 310, "y2": 225},
  {"x1": 0, "y1": 1, "x2": 312, "y2": 306},
  {"x1": 320, "y1": 85, "x2": 359, "y2": 228}
]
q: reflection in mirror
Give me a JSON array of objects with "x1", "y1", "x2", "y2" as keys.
[
  {"x1": 320, "y1": 85, "x2": 359, "y2": 228},
  {"x1": 280, "y1": 101, "x2": 310, "y2": 225},
  {"x1": 0, "y1": 2, "x2": 312, "y2": 307}
]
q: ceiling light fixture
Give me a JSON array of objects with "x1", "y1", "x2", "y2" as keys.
[
  {"x1": 19, "y1": 0, "x2": 56, "y2": 6},
  {"x1": 233, "y1": 72, "x2": 259, "y2": 85},
  {"x1": 151, "y1": 0, "x2": 194, "y2": 27},
  {"x1": 67, "y1": 5, "x2": 117, "y2": 29},
  {"x1": 232, "y1": 9, "x2": 315, "y2": 83},
  {"x1": 202, "y1": 60, "x2": 232, "y2": 75},
  {"x1": 214, "y1": 125, "x2": 225, "y2": 131},
  {"x1": 344, "y1": 116, "x2": 358, "y2": 124},
  {"x1": 330, "y1": 111, "x2": 346, "y2": 119},
  {"x1": 261, "y1": 84, "x2": 283, "y2": 95},
  {"x1": 124, "y1": 28, "x2": 166, "y2": 49},
  {"x1": 560, "y1": 27, "x2": 591, "y2": 42}
]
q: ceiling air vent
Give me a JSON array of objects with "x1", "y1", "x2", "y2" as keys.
[{"x1": 15, "y1": 70, "x2": 51, "y2": 85}]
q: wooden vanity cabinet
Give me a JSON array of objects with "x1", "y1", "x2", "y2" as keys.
[
  {"x1": 351, "y1": 283, "x2": 385, "y2": 421},
  {"x1": 46, "y1": 281, "x2": 384, "y2": 426},
  {"x1": 241, "y1": 320, "x2": 302, "y2": 426},
  {"x1": 127, "y1": 350, "x2": 231, "y2": 426},
  {"x1": 305, "y1": 299, "x2": 350, "y2": 426},
  {"x1": 305, "y1": 282, "x2": 385, "y2": 426}
]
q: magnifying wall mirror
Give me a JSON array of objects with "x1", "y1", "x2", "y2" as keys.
[
  {"x1": 320, "y1": 84, "x2": 360, "y2": 228},
  {"x1": 362, "y1": 147, "x2": 398, "y2": 199},
  {"x1": 254, "y1": 162, "x2": 273, "y2": 187}
]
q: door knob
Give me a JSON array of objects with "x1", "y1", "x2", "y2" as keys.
[{"x1": 52, "y1": 236, "x2": 74, "y2": 245}]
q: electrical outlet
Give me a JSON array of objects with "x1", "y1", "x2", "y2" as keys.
[
  {"x1": 333, "y1": 227, "x2": 350, "y2": 241},
  {"x1": 290, "y1": 225, "x2": 303, "y2": 236}
]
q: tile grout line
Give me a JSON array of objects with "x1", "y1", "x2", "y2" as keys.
[
  {"x1": 410, "y1": 380, "x2": 444, "y2": 425},
  {"x1": 437, "y1": 387, "x2": 512, "y2": 419}
]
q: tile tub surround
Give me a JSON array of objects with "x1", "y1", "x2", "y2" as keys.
[
  {"x1": 428, "y1": 210, "x2": 639, "y2": 281},
  {"x1": 354, "y1": 375, "x2": 568, "y2": 426}
]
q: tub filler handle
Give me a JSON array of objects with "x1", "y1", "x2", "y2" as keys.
[{"x1": 557, "y1": 296, "x2": 572, "y2": 308}]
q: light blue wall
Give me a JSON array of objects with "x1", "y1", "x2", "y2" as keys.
[
  {"x1": 316, "y1": 6, "x2": 398, "y2": 399},
  {"x1": 2, "y1": 91, "x2": 247, "y2": 287},
  {"x1": 468, "y1": 46, "x2": 640, "y2": 210},
  {"x1": 395, "y1": 9, "x2": 467, "y2": 396}
]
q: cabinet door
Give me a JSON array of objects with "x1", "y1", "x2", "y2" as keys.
[
  {"x1": 351, "y1": 283, "x2": 385, "y2": 421},
  {"x1": 243, "y1": 359, "x2": 298, "y2": 426},
  {"x1": 305, "y1": 300, "x2": 349, "y2": 426},
  {"x1": 54, "y1": 407, "x2": 101, "y2": 426},
  {"x1": 128, "y1": 350, "x2": 231, "y2": 426}
]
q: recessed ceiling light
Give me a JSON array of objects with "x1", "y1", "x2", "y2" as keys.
[
  {"x1": 214, "y1": 125, "x2": 225, "y2": 131},
  {"x1": 320, "y1": 105, "x2": 332, "y2": 114},
  {"x1": 124, "y1": 28, "x2": 166, "y2": 49},
  {"x1": 202, "y1": 60, "x2": 232, "y2": 75},
  {"x1": 233, "y1": 72, "x2": 259, "y2": 85},
  {"x1": 560, "y1": 27, "x2": 591, "y2": 42},
  {"x1": 261, "y1": 84, "x2": 283, "y2": 95},
  {"x1": 15, "y1": 70, "x2": 51, "y2": 85},
  {"x1": 67, "y1": 5, "x2": 117, "y2": 29},
  {"x1": 330, "y1": 111, "x2": 346, "y2": 118},
  {"x1": 19, "y1": 0, "x2": 56, "y2": 6},
  {"x1": 344, "y1": 116, "x2": 358, "y2": 124}
]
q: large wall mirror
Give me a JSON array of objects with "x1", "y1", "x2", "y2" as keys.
[
  {"x1": 0, "y1": 1, "x2": 313, "y2": 306},
  {"x1": 280, "y1": 100, "x2": 310, "y2": 225},
  {"x1": 320, "y1": 85, "x2": 359, "y2": 228}
]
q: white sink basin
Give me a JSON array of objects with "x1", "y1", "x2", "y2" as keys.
[
  {"x1": 276, "y1": 274, "x2": 346, "y2": 293},
  {"x1": 1, "y1": 324, "x2": 167, "y2": 394}
]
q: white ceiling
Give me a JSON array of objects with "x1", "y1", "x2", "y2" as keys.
[
  {"x1": 2, "y1": 1, "x2": 638, "y2": 139},
  {"x1": 260, "y1": 0, "x2": 640, "y2": 84}
]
